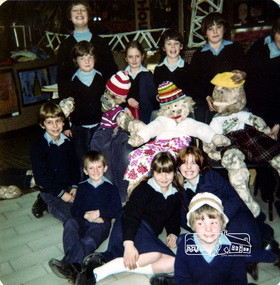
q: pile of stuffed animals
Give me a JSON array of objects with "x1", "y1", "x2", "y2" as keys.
[{"x1": 60, "y1": 71, "x2": 280, "y2": 214}]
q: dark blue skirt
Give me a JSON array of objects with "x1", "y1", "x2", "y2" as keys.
[{"x1": 102, "y1": 212, "x2": 175, "y2": 262}]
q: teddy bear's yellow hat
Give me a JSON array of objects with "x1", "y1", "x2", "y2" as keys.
[{"x1": 211, "y1": 72, "x2": 245, "y2": 88}]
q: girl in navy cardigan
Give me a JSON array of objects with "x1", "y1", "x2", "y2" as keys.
[{"x1": 124, "y1": 40, "x2": 158, "y2": 124}]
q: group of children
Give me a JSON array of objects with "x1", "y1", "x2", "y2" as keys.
[{"x1": 28, "y1": 1, "x2": 280, "y2": 284}]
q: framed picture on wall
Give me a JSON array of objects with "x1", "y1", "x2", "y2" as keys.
[
  {"x1": 18, "y1": 67, "x2": 52, "y2": 106},
  {"x1": 0, "y1": 68, "x2": 20, "y2": 118},
  {"x1": 234, "y1": 0, "x2": 266, "y2": 27}
]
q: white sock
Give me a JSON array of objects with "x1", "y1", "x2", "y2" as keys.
[{"x1": 94, "y1": 258, "x2": 153, "y2": 282}]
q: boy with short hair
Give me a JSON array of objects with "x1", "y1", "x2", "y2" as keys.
[
  {"x1": 49, "y1": 151, "x2": 122, "y2": 284},
  {"x1": 30, "y1": 101, "x2": 80, "y2": 222},
  {"x1": 174, "y1": 192, "x2": 247, "y2": 285},
  {"x1": 63, "y1": 40, "x2": 106, "y2": 180}
]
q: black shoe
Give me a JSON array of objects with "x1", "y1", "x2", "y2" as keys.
[
  {"x1": 75, "y1": 266, "x2": 96, "y2": 285},
  {"x1": 246, "y1": 262, "x2": 258, "y2": 281},
  {"x1": 149, "y1": 273, "x2": 175, "y2": 285},
  {"x1": 49, "y1": 258, "x2": 80, "y2": 283},
  {"x1": 83, "y1": 253, "x2": 106, "y2": 269},
  {"x1": 31, "y1": 194, "x2": 48, "y2": 218}
]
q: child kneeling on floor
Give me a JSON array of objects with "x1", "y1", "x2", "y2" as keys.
[{"x1": 49, "y1": 151, "x2": 122, "y2": 283}]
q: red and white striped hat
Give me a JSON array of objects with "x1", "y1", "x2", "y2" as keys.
[{"x1": 106, "y1": 71, "x2": 131, "y2": 98}]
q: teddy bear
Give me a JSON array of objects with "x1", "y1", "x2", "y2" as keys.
[
  {"x1": 203, "y1": 72, "x2": 280, "y2": 216},
  {"x1": 125, "y1": 81, "x2": 231, "y2": 192}
]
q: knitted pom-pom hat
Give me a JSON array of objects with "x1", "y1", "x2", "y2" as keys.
[
  {"x1": 211, "y1": 72, "x2": 245, "y2": 88},
  {"x1": 157, "y1": 81, "x2": 185, "y2": 106},
  {"x1": 106, "y1": 71, "x2": 131, "y2": 98},
  {"x1": 186, "y1": 192, "x2": 229, "y2": 227}
]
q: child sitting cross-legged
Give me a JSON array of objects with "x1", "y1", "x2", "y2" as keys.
[
  {"x1": 48, "y1": 151, "x2": 122, "y2": 284},
  {"x1": 152, "y1": 192, "x2": 248, "y2": 285}
]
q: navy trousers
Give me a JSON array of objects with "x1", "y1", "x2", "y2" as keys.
[
  {"x1": 63, "y1": 217, "x2": 111, "y2": 266},
  {"x1": 40, "y1": 192, "x2": 72, "y2": 223}
]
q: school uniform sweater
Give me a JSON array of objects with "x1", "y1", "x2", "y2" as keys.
[
  {"x1": 71, "y1": 178, "x2": 121, "y2": 219},
  {"x1": 154, "y1": 61, "x2": 191, "y2": 96},
  {"x1": 189, "y1": 42, "x2": 247, "y2": 104},
  {"x1": 67, "y1": 74, "x2": 105, "y2": 126},
  {"x1": 175, "y1": 235, "x2": 247, "y2": 285},
  {"x1": 122, "y1": 180, "x2": 181, "y2": 241},
  {"x1": 30, "y1": 135, "x2": 80, "y2": 197},
  {"x1": 246, "y1": 36, "x2": 280, "y2": 127},
  {"x1": 57, "y1": 32, "x2": 118, "y2": 98}
]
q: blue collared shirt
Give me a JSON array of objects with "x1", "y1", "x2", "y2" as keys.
[
  {"x1": 194, "y1": 233, "x2": 231, "y2": 263},
  {"x1": 125, "y1": 65, "x2": 149, "y2": 79},
  {"x1": 85, "y1": 176, "x2": 112, "y2": 188},
  {"x1": 148, "y1": 177, "x2": 178, "y2": 199},
  {"x1": 44, "y1": 132, "x2": 69, "y2": 146},
  {"x1": 264, "y1": 35, "x2": 280, "y2": 59},
  {"x1": 184, "y1": 175, "x2": 200, "y2": 193},
  {"x1": 157, "y1": 55, "x2": 185, "y2": 72},
  {"x1": 201, "y1": 40, "x2": 233, "y2": 56},
  {"x1": 72, "y1": 68, "x2": 102, "y2": 87}
]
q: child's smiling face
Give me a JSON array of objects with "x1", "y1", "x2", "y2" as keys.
[
  {"x1": 41, "y1": 117, "x2": 64, "y2": 142},
  {"x1": 71, "y1": 4, "x2": 89, "y2": 28},
  {"x1": 163, "y1": 39, "x2": 183, "y2": 59},
  {"x1": 84, "y1": 161, "x2": 108, "y2": 185},
  {"x1": 194, "y1": 214, "x2": 222, "y2": 246}
]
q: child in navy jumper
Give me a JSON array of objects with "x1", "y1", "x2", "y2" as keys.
[
  {"x1": 174, "y1": 192, "x2": 247, "y2": 285},
  {"x1": 189, "y1": 12, "x2": 247, "y2": 123},
  {"x1": 63, "y1": 40, "x2": 106, "y2": 180},
  {"x1": 154, "y1": 29, "x2": 191, "y2": 100},
  {"x1": 30, "y1": 101, "x2": 80, "y2": 223},
  {"x1": 124, "y1": 40, "x2": 158, "y2": 123},
  {"x1": 49, "y1": 151, "x2": 121, "y2": 283}
]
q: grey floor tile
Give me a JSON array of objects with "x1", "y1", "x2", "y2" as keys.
[
  {"x1": 9, "y1": 245, "x2": 63, "y2": 271},
  {"x1": 0, "y1": 264, "x2": 47, "y2": 285}
]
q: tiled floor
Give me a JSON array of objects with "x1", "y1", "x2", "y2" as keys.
[
  {"x1": 0, "y1": 190, "x2": 280, "y2": 285},
  {"x1": 0, "y1": 127, "x2": 280, "y2": 285}
]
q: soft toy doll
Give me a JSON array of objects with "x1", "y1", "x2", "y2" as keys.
[
  {"x1": 203, "y1": 72, "x2": 280, "y2": 216},
  {"x1": 125, "y1": 81, "x2": 231, "y2": 191},
  {"x1": 91, "y1": 71, "x2": 145, "y2": 202}
]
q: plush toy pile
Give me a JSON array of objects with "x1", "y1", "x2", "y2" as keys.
[{"x1": 203, "y1": 72, "x2": 280, "y2": 216}]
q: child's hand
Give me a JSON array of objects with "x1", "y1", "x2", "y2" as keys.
[
  {"x1": 166, "y1": 234, "x2": 177, "y2": 248},
  {"x1": 63, "y1": 129, "x2": 72, "y2": 137},
  {"x1": 123, "y1": 241, "x2": 139, "y2": 270},
  {"x1": 69, "y1": 188, "x2": 77, "y2": 199},
  {"x1": 94, "y1": 217, "x2": 104, "y2": 223},
  {"x1": 84, "y1": 210, "x2": 100, "y2": 222},
  {"x1": 128, "y1": 98, "x2": 139, "y2": 109},
  {"x1": 61, "y1": 192, "x2": 74, "y2": 203}
]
